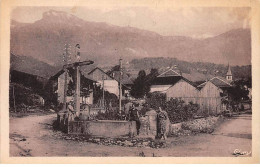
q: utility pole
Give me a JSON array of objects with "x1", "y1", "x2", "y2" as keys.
[
  {"x1": 63, "y1": 44, "x2": 70, "y2": 110},
  {"x1": 119, "y1": 58, "x2": 122, "y2": 114},
  {"x1": 62, "y1": 60, "x2": 94, "y2": 120},
  {"x1": 102, "y1": 74, "x2": 105, "y2": 108},
  {"x1": 74, "y1": 44, "x2": 81, "y2": 115}
]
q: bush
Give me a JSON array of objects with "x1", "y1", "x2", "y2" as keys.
[
  {"x1": 165, "y1": 99, "x2": 199, "y2": 123},
  {"x1": 146, "y1": 92, "x2": 166, "y2": 109},
  {"x1": 9, "y1": 84, "x2": 45, "y2": 111},
  {"x1": 93, "y1": 85, "x2": 119, "y2": 108},
  {"x1": 95, "y1": 110, "x2": 123, "y2": 120},
  {"x1": 146, "y1": 92, "x2": 200, "y2": 123}
]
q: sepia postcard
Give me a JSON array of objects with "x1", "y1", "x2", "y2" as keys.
[{"x1": 0, "y1": 0, "x2": 260, "y2": 164}]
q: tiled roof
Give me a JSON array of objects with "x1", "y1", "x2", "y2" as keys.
[
  {"x1": 198, "y1": 76, "x2": 232, "y2": 88},
  {"x1": 109, "y1": 71, "x2": 134, "y2": 85},
  {"x1": 210, "y1": 77, "x2": 232, "y2": 87},
  {"x1": 157, "y1": 69, "x2": 181, "y2": 77},
  {"x1": 151, "y1": 75, "x2": 182, "y2": 85},
  {"x1": 51, "y1": 67, "x2": 97, "y2": 82}
]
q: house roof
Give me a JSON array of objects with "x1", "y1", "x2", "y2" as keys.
[
  {"x1": 182, "y1": 71, "x2": 213, "y2": 84},
  {"x1": 87, "y1": 67, "x2": 131, "y2": 90},
  {"x1": 152, "y1": 67, "x2": 200, "y2": 88},
  {"x1": 151, "y1": 75, "x2": 182, "y2": 85},
  {"x1": 81, "y1": 73, "x2": 96, "y2": 82},
  {"x1": 87, "y1": 67, "x2": 114, "y2": 80},
  {"x1": 109, "y1": 71, "x2": 134, "y2": 85},
  {"x1": 198, "y1": 76, "x2": 232, "y2": 88},
  {"x1": 88, "y1": 67, "x2": 106, "y2": 75},
  {"x1": 150, "y1": 85, "x2": 172, "y2": 93},
  {"x1": 197, "y1": 81, "x2": 207, "y2": 88},
  {"x1": 50, "y1": 68, "x2": 97, "y2": 82},
  {"x1": 106, "y1": 65, "x2": 134, "y2": 85},
  {"x1": 157, "y1": 69, "x2": 181, "y2": 77},
  {"x1": 165, "y1": 78, "x2": 199, "y2": 92}
]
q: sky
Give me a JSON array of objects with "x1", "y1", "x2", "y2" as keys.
[{"x1": 11, "y1": 6, "x2": 250, "y2": 39}]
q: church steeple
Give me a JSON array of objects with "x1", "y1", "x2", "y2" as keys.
[{"x1": 226, "y1": 63, "x2": 232, "y2": 82}]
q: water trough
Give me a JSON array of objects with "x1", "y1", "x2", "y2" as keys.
[{"x1": 68, "y1": 120, "x2": 137, "y2": 137}]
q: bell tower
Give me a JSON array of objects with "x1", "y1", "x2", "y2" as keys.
[{"x1": 226, "y1": 63, "x2": 232, "y2": 82}]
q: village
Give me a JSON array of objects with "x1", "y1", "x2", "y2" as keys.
[
  {"x1": 7, "y1": 7, "x2": 253, "y2": 158},
  {"x1": 9, "y1": 45, "x2": 252, "y2": 157}
]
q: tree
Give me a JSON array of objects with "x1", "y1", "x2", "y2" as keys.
[
  {"x1": 130, "y1": 70, "x2": 150, "y2": 98},
  {"x1": 229, "y1": 79, "x2": 251, "y2": 102},
  {"x1": 145, "y1": 68, "x2": 159, "y2": 82},
  {"x1": 92, "y1": 85, "x2": 118, "y2": 107}
]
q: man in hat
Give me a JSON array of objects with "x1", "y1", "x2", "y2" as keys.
[{"x1": 129, "y1": 103, "x2": 141, "y2": 135}]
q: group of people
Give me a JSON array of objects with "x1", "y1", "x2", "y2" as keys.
[{"x1": 125, "y1": 102, "x2": 169, "y2": 140}]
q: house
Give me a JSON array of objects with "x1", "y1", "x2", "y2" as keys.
[
  {"x1": 166, "y1": 78, "x2": 199, "y2": 103},
  {"x1": 10, "y1": 70, "x2": 47, "y2": 91},
  {"x1": 150, "y1": 68, "x2": 182, "y2": 93},
  {"x1": 197, "y1": 64, "x2": 234, "y2": 114},
  {"x1": 49, "y1": 68, "x2": 96, "y2": 105},
  {"x1": 150, "y1": 68, "x2": 199, "y2": 103},
  {"x1": 150, "y1": 66, "x2": 233, "y2": 114},
  {"x1": 198, "y1": 76, "x2": 233, "y2": 114},
  {"x1": 106, "y1": 65, "x2": 133, "y2": 97},
  {"x1": 87, "y1": 67, "x2": 131, "y2": 98},
  {"x1": 88, "y1": 67, "x2": 120, "y2": 97}
]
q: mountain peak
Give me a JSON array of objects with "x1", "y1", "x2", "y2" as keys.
[
  {"x1": 41, "y1": 10, "x2": 84, "y2": 25},
  {"x1": 43, "y1": 10, "x2": 71, "y2": 18}
]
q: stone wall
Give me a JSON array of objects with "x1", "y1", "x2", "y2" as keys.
[{"x1": 170, "y1": 116, "x2": 223, "y2": 136}]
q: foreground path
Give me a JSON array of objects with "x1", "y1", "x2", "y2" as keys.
[{"x1": 10, "y1": 113, "x2": 251, "y2": 157}]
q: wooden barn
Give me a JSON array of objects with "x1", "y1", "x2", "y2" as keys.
[
  {"x1": 150, "y1": 68, "x2": 182, "y2": 93},
  {"x1": 150, "y1": 67, "x2": 234, "y2": 115},
  {"x1": 166, "y1": 78, "x2": 199, "y2": 103},
  {"x1": 150, "y1": 68, "x2": 199, "y2": 104},
  {"x1": 197, "y1": 77, "x2": 233, "y2": 114}
]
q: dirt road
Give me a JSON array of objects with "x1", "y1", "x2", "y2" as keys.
[{"x1": 10, "y1": 113, "x2": 251, "y2": 157}]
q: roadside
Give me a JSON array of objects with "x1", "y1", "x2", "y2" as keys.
[{"x1": 10, "y1": 112, "x2": 251, "y2": 157}]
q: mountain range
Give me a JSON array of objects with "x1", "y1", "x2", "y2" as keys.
[
  {"x1": 10, "y1": 53, "x2": 59, "y2": 79},
  {"x1": 11, "y1": 10, "x2": 251, "y2": 68}
]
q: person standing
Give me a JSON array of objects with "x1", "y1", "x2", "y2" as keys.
[
  {"x1": 129, "y1": 103, "x2": 140, "y2": 135},
  {"x1": 124, "y1": 101, "x2": 132, "y2": 120},
  {"x1": 67, "y1": 101, "x2": 76, "y2": 121},
  {"x1": 157, "y1": 107, "x2": 168, "y2": 140}
]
